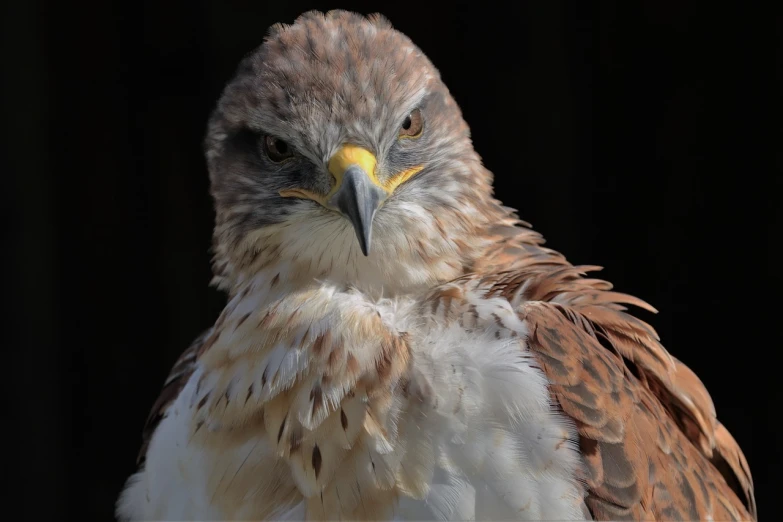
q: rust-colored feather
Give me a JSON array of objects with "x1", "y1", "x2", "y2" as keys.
[{"x1": 468, "y1": 222, "x2": 756, "y2": 520}]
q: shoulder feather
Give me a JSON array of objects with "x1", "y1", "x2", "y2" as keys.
[
  {"x1": 467, "y1": 221, "x2": 756, "y2": 520},
  {"x1": 136, "y1": 327, "x2": 214, "y2": 465}
]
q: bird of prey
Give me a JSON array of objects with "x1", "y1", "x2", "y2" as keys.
[{"x1": 117, "y1": 10, "x2": 756, "y2": 521}]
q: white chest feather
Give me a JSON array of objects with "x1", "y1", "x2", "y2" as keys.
[{"x1": 117, "y1": 287, "x2": 587, "y2": 521}]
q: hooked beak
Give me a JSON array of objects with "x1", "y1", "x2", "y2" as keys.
[
  {"x1": 325, "y1": 145, "x2": 386, "y2": 256},
  {"x1": 327, "y1": 164, "x2": 385, "y2": 256},
  {"x1": 278, "y1": 144, "x2": 424, "y2": 256}
]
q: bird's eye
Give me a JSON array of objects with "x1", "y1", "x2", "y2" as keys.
[
  {"x1": 399, "y1": 108, "x2": 423, "y2": 139},
  {"x1": 264, "y1": 135, "x2": 294, "y2": 162}
]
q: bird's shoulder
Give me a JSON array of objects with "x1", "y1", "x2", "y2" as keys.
[
  {"x1": 136, "y1": 327, "x2": 214, "y2": 465},
  {"x1": 436, "y1": 220, "x2": 757, "y2": 520}
]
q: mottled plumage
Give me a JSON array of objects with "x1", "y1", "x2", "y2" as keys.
[{"x1": 117, "y1": 10, "x2": 755, "y2": 521}]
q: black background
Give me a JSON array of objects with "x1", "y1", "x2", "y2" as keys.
[{"x1": 4, "y1": 1, "x2": 779, "y2": 520}]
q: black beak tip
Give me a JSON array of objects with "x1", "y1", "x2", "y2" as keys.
[
  {"x1": 356, "y1": 221, "x2": 372, "y2": 256},
  {"x1": 359, "y1": 236, "x2": 370, "y2": 256}
]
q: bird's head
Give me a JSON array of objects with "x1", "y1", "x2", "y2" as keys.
[{"x1": 206, "y1": 10, "x2": 504, "y2": 295}]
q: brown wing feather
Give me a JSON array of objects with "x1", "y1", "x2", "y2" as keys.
[
  {"x1": 136, "y1": 327, "x2": 215, "y2": 465},
  {"x1": 473, "y1": 222, "x2": 756, "y2": 520},
  {"x1": 712, "y1": 421, "x2": 757, "y2": 517}
]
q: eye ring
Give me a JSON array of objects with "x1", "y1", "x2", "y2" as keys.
[
  {"x1": 399, "y1": 108, "x2": 423, "y2": 139},
  {"x1": 263, "y1": 135, "x2": 294, "y2": 162}
]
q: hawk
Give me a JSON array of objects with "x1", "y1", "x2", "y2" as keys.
[{"x1": 117, "y1": 10, "x2": 756, "y2": 521}]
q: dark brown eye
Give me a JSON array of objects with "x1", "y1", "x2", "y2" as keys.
[
  {"x1": 399, "y1": 108, "x2": 423, "y2": 138},
  {"x1": 264, "y1": 135, "x2": 294, "y2": 162}
]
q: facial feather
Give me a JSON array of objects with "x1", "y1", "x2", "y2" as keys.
[{"x1": 204, "y1": 10, "x2": 506, "y2": 295}]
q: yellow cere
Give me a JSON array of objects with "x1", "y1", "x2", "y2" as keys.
[
  {"x1": 327, "y1": 144, "x2": 380, "y2": 189},
  {"x1": 279, "y1": 144, "x2": 424, "y2": 203},
  {"x1": 382, "y1": 164, "x2": 424, "y2": 192},
  {"x1": 327, "y1": 144, "x2": 424, "y2": 193}
]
